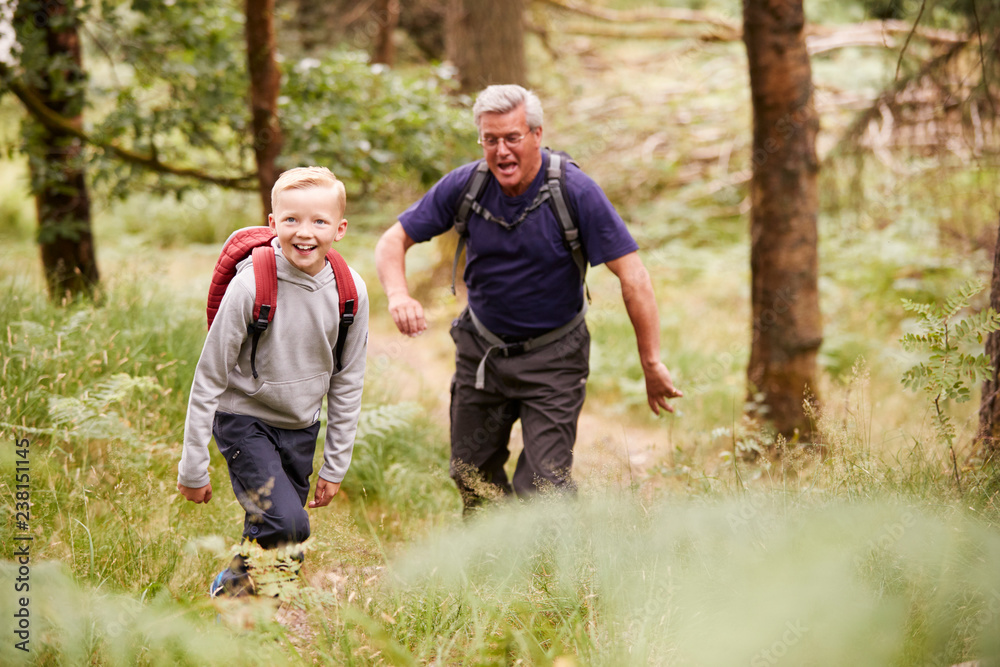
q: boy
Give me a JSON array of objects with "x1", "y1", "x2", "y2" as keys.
[{"x1": 177, "y1": 166, "x2": 368, "y2": 597}]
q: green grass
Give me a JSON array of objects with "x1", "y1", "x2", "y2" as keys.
[{"x1": 4, "y1": 256, "x2": 999, "y2": 664}]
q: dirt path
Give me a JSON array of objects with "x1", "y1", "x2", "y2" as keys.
[{"x1": 366, "y1": 318, "x2": 673, "y2": 488}]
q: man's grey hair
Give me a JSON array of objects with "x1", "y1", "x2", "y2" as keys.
[{"x1": 473, "y1": 84, "x2": 544, "y2": 131}]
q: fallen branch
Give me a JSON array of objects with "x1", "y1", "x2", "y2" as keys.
[
  {"x1": 537, "y1": 0, "x2": 965, "y2": 48},
  {"x1": 554, "y1": 22, "x2": 733, "y2": 42},
  {"x1": 537, "y1": 0, "x2": 739, "y2": 32},
  {"x1": 807, "y1": 19, "x2": 964, "y2": 47},
  {"x1": 3, "y1": 72, "x2": 257, "y2": 190},
  {"x1": 829, "y1": 38, "x2": 970, "y2": 158}
]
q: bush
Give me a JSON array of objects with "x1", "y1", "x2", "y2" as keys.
[{"x1": 279, "y1": 52, "x2": 477, "y2": 198}]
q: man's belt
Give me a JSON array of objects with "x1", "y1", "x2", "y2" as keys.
[{"x1": 466, "y1": 302, "x2": 588, "y2": 390}]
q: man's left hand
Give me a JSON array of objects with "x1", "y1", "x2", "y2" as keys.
[
  {"x1": 309, "y1": 478, "x2": 340, "y2": 508},
  {"x1": 643, "y1": 361, "x2": 683, "y2": 415}
]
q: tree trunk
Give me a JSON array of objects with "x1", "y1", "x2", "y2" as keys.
[
  {"x1": 16, "y1": 1, "x2": 99, "y2": 301},
  {"x1": 743, "y1": 0, "x2": 822, "y2": 440},
  {"x1": 400, "y1": 0, "x2": 447, "y2": 62},
  {"x1": 446, "y1": 0, "x2": 526, "y2": 93},
  {"x1": 978, "y1": 213, "x2": 1000, "y2": 461},
  {"x1": 294, "y1": 0, "x2": 330, "y2": 53},
  {"x1": 372, "y1": 0, "x2": 400, "y2": 66},
  {"x1": 246, "y1": 0, "x2": 285, "y2": 218}
]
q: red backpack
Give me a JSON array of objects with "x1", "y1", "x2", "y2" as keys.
[{"x1": 206, "y1": 226, "x2": 358, "y2": 378}]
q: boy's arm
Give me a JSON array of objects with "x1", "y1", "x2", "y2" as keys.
[
  {"x1": 318, "y1": 271, "x2": 369, "y2": 496},
  {"x1": 177, "y1": 482, "x2": 213, "y2": 503},
  {"x1": 309, "y1": 479, "x2": 339, "y2": 508},
  {"x1": 177, "y1": 279, "x2": 253, "y2": 493}
]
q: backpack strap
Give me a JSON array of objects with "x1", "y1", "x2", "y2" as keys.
[
  {"x1": 246, "y1": 246, "x2": 278, "y2": 379},
  {"x1": 326, "y1": 248, "x2": 358, "y2": 372},
  {"x1": 207, "y1": 226, "x2": 277, "y2": 330},
  {"x1": 545, "y1": 151, "x2": 587, "y2": 290},
  {"x1": 449, "y1": 151, "x2": 589, "y2": 299},
  {"x1": 451, "y1": 160, "x2": 492, "y2": 295}
]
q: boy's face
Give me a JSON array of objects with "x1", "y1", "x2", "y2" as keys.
[{"x1": 268, "y1": 186, "x2": 347, "y2": 276}]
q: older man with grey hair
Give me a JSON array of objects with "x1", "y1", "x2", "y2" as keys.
[{"x1": 375, "y1": 84, "x2": 681, "y2": 513}]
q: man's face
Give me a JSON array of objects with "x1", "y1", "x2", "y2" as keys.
[
  {"x1": 478, "y1": 104, "x2": 542, "y2": 197},
  {"x1": 268, "y1": 186, "x2": 347, "y2": 276}
]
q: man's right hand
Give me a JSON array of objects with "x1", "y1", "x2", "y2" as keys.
[
  {"x1": 178, "y1": 482, "x2": 212, "y2": 504},
  {"x1": 388, "y1": 293, "x2": 427, "y2": 336}
]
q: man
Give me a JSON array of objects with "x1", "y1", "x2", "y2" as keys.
[{"x1": 375, "y1": 84, "x2": 681, "y2": 512}]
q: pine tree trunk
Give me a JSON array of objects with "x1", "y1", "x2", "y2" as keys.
[
  {"x1": 246, "y1": 0, "x2": 285, "y2": 218},
  {"x1": 978, "y1": 213, "x2": 1000, "y2": 460},
  {"x1": 17, "y1": 1, "x2": 99, "y2": 301},
  {"x1": 446, "y1": 0, "x2": 526, "y2": 93},
  {"x1": 743, "y1": 0, "x2": 822, "y2": 440}
]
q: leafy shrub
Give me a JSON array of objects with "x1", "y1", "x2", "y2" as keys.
[{"x1": 279, "y1": 53, "x2": 477, "y2": 197}]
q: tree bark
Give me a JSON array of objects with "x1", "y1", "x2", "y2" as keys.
[
  {"x1": 372, "y1": 0, "x2": 400, "y2": 66},
  {"x1": 400, "y1": 0, "x2": 447, "y2": 62},
  {"x1": 978, "y1": 213, "x2": 1000, "y2": 461},
  {"x1": 446, "y1": 0, "x2": 526, "y2": 93},
  {"x1": 16, "y1": 1, "x2": 99, "y2": 301},
  {"x1": 743, "y1": 0, "x2": 822, "y2": 440},
  {"x1": 246, "y1": 0, "x2": 285, "y2": 218}
]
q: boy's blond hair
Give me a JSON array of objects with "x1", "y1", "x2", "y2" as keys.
[{"x1": 271, "y1": 167, "x2": 347, "y2": 216}]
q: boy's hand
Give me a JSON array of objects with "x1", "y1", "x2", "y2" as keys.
[
  {"x1": 177, "y1": 482, "x2": 213, "y2": 504},
  {"x1": 309, "y1": 478, "x2": 340, "y2": 508}
]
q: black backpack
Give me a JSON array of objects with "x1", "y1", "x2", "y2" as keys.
[{"x1": 450, "y1": 148, "x2": 587, "y2": 295}]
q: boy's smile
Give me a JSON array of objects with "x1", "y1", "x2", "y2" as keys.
[{"x1": 268, "y1": 186, "x2": 348, "y2": 276}]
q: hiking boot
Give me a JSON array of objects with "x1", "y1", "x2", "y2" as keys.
[{"x1": 208, "y1": 556, "x2": 256, "y2": 598}]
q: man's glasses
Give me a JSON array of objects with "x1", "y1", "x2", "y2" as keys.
[{"x1": 477, "y1": 131, "x2": 532, "y2": 149}]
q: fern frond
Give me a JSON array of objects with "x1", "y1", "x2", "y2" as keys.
[
  {"x1": 900, "y1": 332, "x2": 934, "y2": 351},
  {"x1": 953, "y1": 308, "x2": 1000, "y2": 344},
  {"x1": 355, "y1": 402, "x2": 422, "y2": 448},
  {"x1": 901, "y1": 298, "x2": 934, "y2": 318}
]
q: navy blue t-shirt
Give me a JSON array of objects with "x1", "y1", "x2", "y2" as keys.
[{"x1": 399, "y1": 151, "x2": 638, "y2": 337}]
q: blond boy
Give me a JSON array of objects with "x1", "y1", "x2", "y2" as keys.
[{"x1": 178, "y1": 167, "x2": 368, "y2": 596}]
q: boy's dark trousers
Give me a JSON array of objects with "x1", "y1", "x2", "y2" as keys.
[{"x1": 212, "y1": 412, "x2": 320, "y2": 548}]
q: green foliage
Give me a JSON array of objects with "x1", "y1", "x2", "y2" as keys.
[
  {"x1": 900, "y1": 280, "x2": 1000, "y2": 450},
  {"x1": 342, "y1": 402, "x2": 457, "y2": 530},
  {"x1": 0, "y1": 275, "x2": 203, "y2": 434},
  {"x1": 81, "y1": 0, "x2": 253, "y2": 200},
  {"x1": 279, "y1": 53, "x2": 476, "y2": 196},
  {"x1": 234, "y1": 540, "x2": 307, "y2": 601},
  {"x1": 309, "y1": 496, "x2": 1000, "y2": 666},
  {"x1": 3, "y1": 0, "x2": 474, "y2": 216},
  {"x1": 0, "y1": 562, "x2": 286, "y2": 666}
]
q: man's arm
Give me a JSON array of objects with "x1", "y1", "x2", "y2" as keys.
[
  {"x1": 374, "y1": 222, "x2": 427, "y2": 336},
  {"x1": 605, "y1": 251, "x2": 683, "y2": 415}
]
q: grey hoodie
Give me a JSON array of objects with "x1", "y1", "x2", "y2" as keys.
[{"x1": 178, "y1": 239, "x2": 368, "y2": 488}]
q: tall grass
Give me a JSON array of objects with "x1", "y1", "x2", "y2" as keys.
[
  {"x1": 0, "y1": 562, "x2": 287, "y2": 666},
  {"x1": 292, "y1": 493, "x2": 1000, "y2": 666}
]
